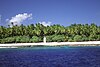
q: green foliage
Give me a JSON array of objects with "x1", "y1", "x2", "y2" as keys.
[
  {"x1": 81, "y1": 35, "x2": 89, "y2": 41},
  {"x1": 68, "y1": 38, "x2": 73, "y2": 42},
  {"x1": 73, "y1": 35, "x2": 82, "y2": 42},
  {"x1": 18, "y1": 36, "x2": 30, "y2": 43},
  {"x1": 46, "y1": 35, "x2": 65, "y2": 42},
  {"x1": 30, "y1": 36, "x2": 42, "y2": 42},
  {"x1": 97, "y1": 35, "x2": 100, "y2": 41},
  {"x1": 0, "y1": 37, "x2": 15, "y2": 43},
  {"x1": 46, "y1": 35, "x2": 53, "y2": 42},
  {"x1": 0, "y1": 23, "x2": 100, "y2": 43},
  {"x1": 52, "y1": 35, "x2": 65, "y2": 42}
]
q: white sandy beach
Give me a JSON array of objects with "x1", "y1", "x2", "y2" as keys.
[{"x1": 0, "y1": 41, "x2": 100, "y2": 48}]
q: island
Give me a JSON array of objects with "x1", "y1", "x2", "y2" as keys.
[{"x1": 0, "y1": 23, "x2": 100, "y2": 48}]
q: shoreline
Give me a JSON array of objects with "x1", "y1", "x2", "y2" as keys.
[{"x1": 0, "y1": 41, "x2": 100, "y2": 48}]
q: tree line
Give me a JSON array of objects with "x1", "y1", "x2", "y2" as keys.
[{"x1": 0, "y1": 23, "x2": 100, "y2": 43}]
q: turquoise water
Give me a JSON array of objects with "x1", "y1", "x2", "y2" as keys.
[{"x1": 0, "y1": 46, "x2": 100, "y2": 67}]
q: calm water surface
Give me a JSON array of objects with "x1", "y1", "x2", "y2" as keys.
[{"x1": 0, "y1": 46, "x2": 100, "y2": 67}]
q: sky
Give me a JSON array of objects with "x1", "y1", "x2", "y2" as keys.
[{"x1": 0, "y1": 0, "x2": 100, "y2": 27}]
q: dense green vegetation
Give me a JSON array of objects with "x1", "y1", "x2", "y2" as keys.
[{"x1": 0, "y1": 23, "x2": 100, "y2": 43}]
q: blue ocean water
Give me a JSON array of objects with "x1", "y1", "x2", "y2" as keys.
[{"x1": 0, "y1": 46, "x2": 100, "y2": 67}]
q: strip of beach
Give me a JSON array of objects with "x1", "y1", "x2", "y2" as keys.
[{"x1": 0, "y1": 41, "x2": 100, "y2": 48}]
